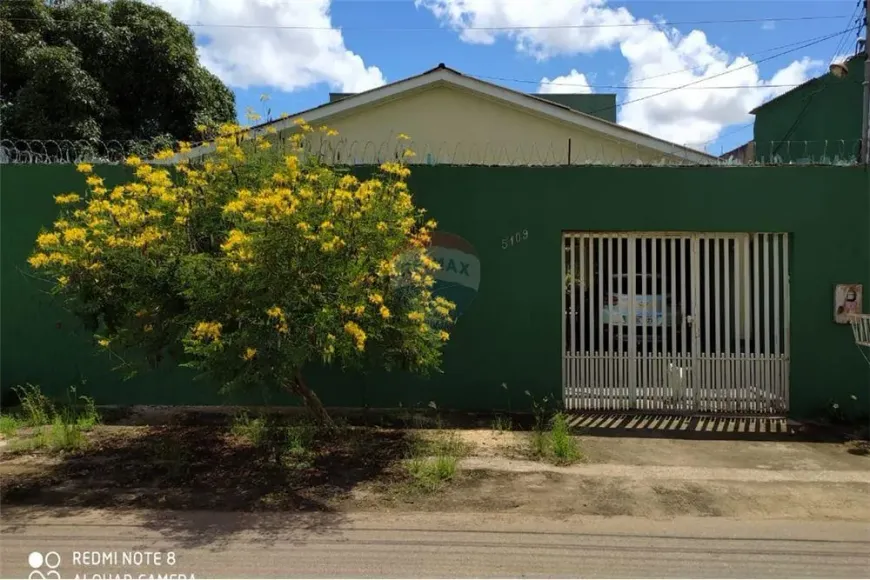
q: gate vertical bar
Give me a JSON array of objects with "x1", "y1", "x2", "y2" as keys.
[
  {"x1": 670, "y1": 238, "x2": 678, "y2": 409},
  {"x1": 680, "y1": 238, "x2": 688, "y2": 410},
  {"x1": 647, "y1": 238, "x2": 664, "y2": 409},
  {"x1": 601, "y1": 234, "x2": 615, "y2": 410},
  {"x1": 569, "y1": 234, "x2": 577, "y2": 410},
  {"x1": 763, "y1": 233, "x2": 771, "y2": 413},
  {"x1": 731, "y1": 238, "x2": 746, "y2": 414},
  {"x1": 616, "y1": 236, "x2": 624, "y2": 410},
  {"x1": 589, "y1": 236, "x2": 597, "y2": 411},
  {"x1": 713, "y1": 238, "x2": 721, "y2": 412},
  {"x1": 742, "y1": 235, "x2": 751, "y2": 413},
  {"x1": 592, "y1": 236, "x2": 607, "y2": 409},
  {"x1": 559, "y1": 234, "x2": 569, "y2": 404},
  {"x1": 641, "y1": 238, "x2": 648, "y2": 410},
  {"x1": 575, "y1": 234, "x2": 589, "y2": 408},
  {"x1": 782, "y1": 234, "x2": 790, "y2": 412},
  {"x1": 628, "y1": 236, "x2": 637, "y2": 409},
  {"x1": 770, "y1": 234, "x2": 783, "y2": 413},
  {"x1": 724, "y1": 240, "x2": 732, "y2": 415},
  {"x1": 691, "y1": 236, "x2": 702, "y2": 411},
  {"x1": 752, "y1": 234, "x2": 761, "y2": 413},
  {"x1": 703, "y1": 237, "x2": 711, "y2": 412}
]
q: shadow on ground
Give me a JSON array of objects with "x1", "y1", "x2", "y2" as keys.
[
  {"x1": 562, "y1": 412, "x2": 869, "y2": 443},
  {"x1": 1, "y1": 420, "x2": 413, "y2": 547}
]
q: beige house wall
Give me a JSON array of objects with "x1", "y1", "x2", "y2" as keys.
[{"x1": 286, "y1": 85, "x2": 690, "y2": 166}]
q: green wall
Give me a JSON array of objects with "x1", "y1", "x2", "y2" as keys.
[
  {"x1": 753, "y1": 54, "x2": 865, "y2": 163},
  {"x1": 2, "y1": 164, "x2": 869, "y2": 418}
]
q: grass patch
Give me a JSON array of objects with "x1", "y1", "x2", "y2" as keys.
[
  {"x1": 406, "y1": 454, "x2": 457, "y2": 491},
  {"x1": 2, "y1": 384, "x2": 99, "y2": 454},
  {"x1": 492, "y1": 414, "x2": 513, "y2": 432},
  {"x1": 74, "y1": 393, "x2": 101, "y2": 431},
  {"x1": 527, "y1": 412, "x2": 582, "y2": 465},
  {"x1": 549, "y1": 413, "x2": 581, "y2": 464},
  {"x1": 403, "y1": 429, "x2": 470, "y2": 492},
  {"x1": 47, "y1": 415, "x2": 87, "y2": 452},
  {"x1": 13, "y1": 383, "x2": 54, "y2": 427},
  {"x1": 8, "y1": 432, "x2": 48, "y2": 453},
  {"x1": 230, "y1": 411, "x2": 270, "y2": 446},
  {"x1": 0, "y1": 414, "x2": 23, "y2": 438},
  {"x1": 230, "y1": 412, "x2": 321, "y2": 467}
]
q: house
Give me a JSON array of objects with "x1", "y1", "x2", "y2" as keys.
[
  {"x1": 721, "y1": 140, "x2": 755, "y2": 164},
  {"x1": 749, "y1": 53, "x2": 866, "y2": 164},
  {"x1": 168, "y1": 64, "x2": 717, "y2": 166}
]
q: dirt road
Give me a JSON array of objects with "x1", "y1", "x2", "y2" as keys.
[{"x1": 2, "y1": 509, "x2": 868, "y2": 579}]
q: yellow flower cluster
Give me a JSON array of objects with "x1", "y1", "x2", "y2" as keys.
[
  {"x1": 55, "y1": 193, "x2": 81, "y2": 205},
  {"x1": 28, "y1": 252, "x2": 72, "y2": 268},
  {"x1": 193, "y1": 321, "x2": 222, "y2": 342},
  {"x1": 377, "y1": 259, "x2": 398, "y2": 278},
  {"x1": 379, "y1": 162, "x2": 411, "y2": 179},
  {"x1": 420, "y1": 254, "x2": 440, "y2": 271},
  {"x1": 343, "y1": 321, "x2": 367, "y2": 351},
  {"x1": 433, "y1": 296, "x2": 457, "y2": 318},
  {"x1": 62, "y1": 227, "x2": 87, "y2": 244},
  {"x1": 221, "y1": 229, "x2": 254, "y2": 263},
  {"x1": 266, "y1": 305, "x2": 289, "y2": 334},
  {"x1": 242, "y1": 347, "x2": 257, "y2": 361},
  {"x1": 320, "y1": 235, "x2": 345, "y2": 253},
  {"x1": 323, "y1": 333, "x2": 336, "y2": 357},
  {"x1": 37, "y1": 232, "x2": 60, "y2": 248}
]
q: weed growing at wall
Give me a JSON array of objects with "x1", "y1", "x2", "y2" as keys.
[{"x1": 4, "y1": 384, "x2": 99, "y2": 453}]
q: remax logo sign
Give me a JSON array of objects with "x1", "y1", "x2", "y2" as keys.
[
  {"x1": 426, "y1": 232, "x2": 480, "y2": 320},
  {"x1": 394, "y1": 231, "x2": 480, "y2": 322}
]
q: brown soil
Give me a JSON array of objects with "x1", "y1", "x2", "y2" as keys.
[
  {"x1": 0, "y1": 424, "x2": 413, "y2": 512},
  {"x1": 2, "y1": 424, "x2": 867, "y2": 521}
]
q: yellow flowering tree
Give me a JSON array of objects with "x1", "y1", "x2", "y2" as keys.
[{"x1": 29, "y1": 123, "x2": 455, "y2": 427}]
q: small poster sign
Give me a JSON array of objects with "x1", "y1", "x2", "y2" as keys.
[{"x1": 834, "y1": 283, "x2": 862, "y2": 324}]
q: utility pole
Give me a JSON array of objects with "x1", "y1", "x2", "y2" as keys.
[{"x1": 862, "y1": 0, "x2": 870, "y2": 164}]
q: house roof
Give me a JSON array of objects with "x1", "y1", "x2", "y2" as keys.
[
  {"x1": 750, "y1": 53, "x2": 865, "y2": 115},
  {"x1": 164, "y1": 63, "x2": 718, "y2": 165},
  {"x1": 529, "y1": 93, "x2": 617, "y2": 123}
]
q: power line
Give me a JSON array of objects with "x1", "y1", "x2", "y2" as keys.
[
  {"x1": 589, "y1": 25, "x2": 860, "y2": 114},
  {"x1": 702, "y1": 122, "x2": 755, "y2": 146},
  {"x1": 0, "y1": 13, "x2": 852, "y2": 31},
  {"x1": 631, "y1": 27, "x2": 857, "y2": 83},
  {"x1": 479, "y1": 77, "x2": 834, "y2": 91},
  {"x1": 828, "y1": 0, "x2": 864, "y2": 61}
]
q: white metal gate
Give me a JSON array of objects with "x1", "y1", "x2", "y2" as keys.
[{"x1": 562, "y1": 232, "x2": 790, "y2": 414}]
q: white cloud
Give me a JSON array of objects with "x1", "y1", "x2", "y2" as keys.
[
  {"x1": 416, "y1": 0, "x2": 824, "y2": 148},
  {"x1": 150, "y1": 0, "x2": 385, "y2": 93},
  {"x1": 538, "y1": 69, "x2": 593, "y2": 94}
]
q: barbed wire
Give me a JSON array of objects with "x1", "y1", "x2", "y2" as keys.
[
  {"x1": 0, "y1": 138, "x2": 193, "y2": 165},
  {"x1": 0, "y1": 137, "x2": 862, "y2": 167}
]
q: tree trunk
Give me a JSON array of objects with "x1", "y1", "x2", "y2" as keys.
[{"x1": 285, "y1": 371, "x2": 335, "y2": 430}]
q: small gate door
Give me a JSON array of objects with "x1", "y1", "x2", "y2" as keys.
[{"x1": 563, "y1": 232, "x2": 789, "y2": 414}]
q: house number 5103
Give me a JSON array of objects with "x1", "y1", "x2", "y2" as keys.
[{"x1": 502, "y1": 229, "x2": 529, "y2": 249}]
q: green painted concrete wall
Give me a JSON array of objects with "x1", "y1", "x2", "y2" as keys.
[
  {"x1": 2, "y1": 164, "x2": 868, "y2": 418},
  {"x1": 753, "y1": 54, "x2": 865, "y2": 163}
]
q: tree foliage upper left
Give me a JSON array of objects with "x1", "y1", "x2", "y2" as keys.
[{"x1": 0, "y1": 0, "x2": 236, "y2": 143}]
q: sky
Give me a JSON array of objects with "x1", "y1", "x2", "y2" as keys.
[{"x1": 152, "y1": 0, "x2": 866, "y2": 155}]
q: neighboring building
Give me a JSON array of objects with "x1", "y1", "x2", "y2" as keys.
[
  {"x1": 721, "y1": 140, "x2": 755, "y2": 164},
  {"x1": 171, "y1": 64, "x2": 716, "y2": 166},
  {"x1": 751, "y1": 53, "x2": 866, "y2": 164}
]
